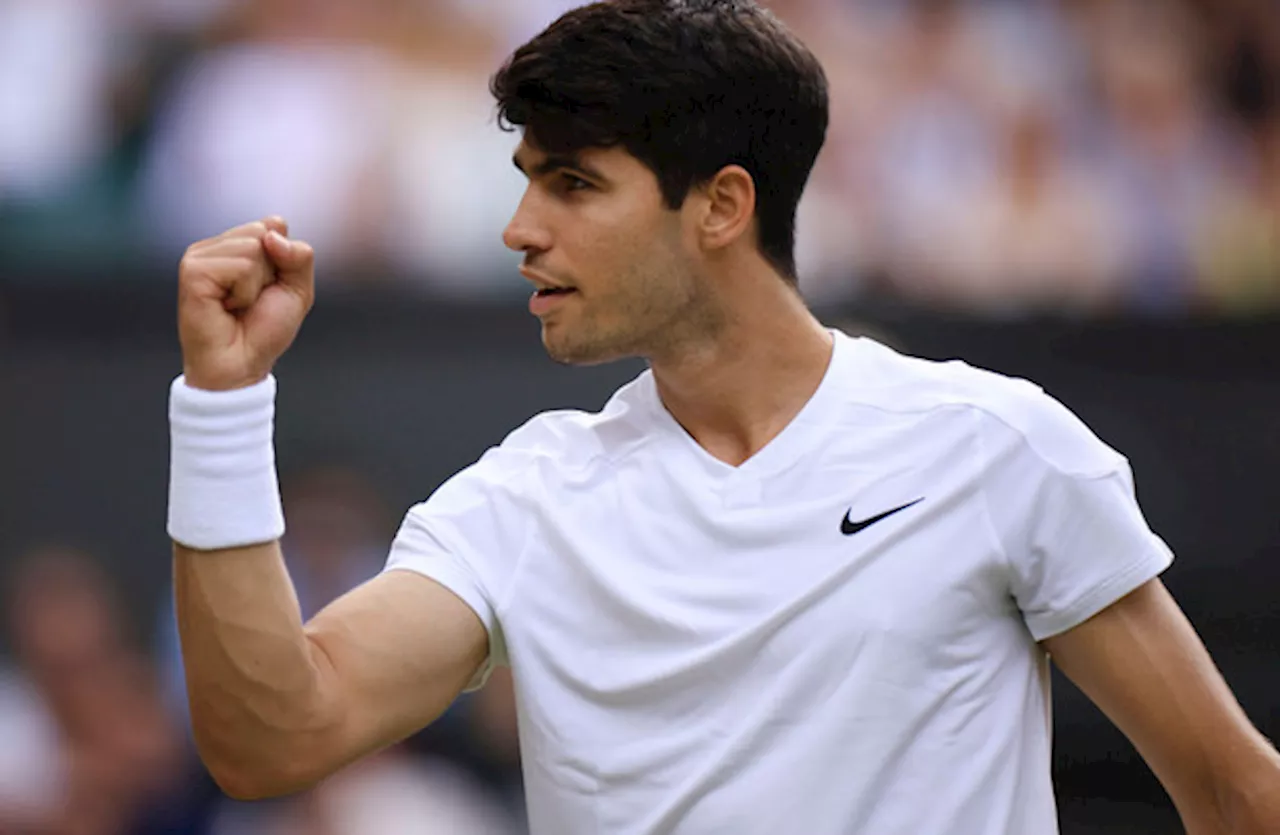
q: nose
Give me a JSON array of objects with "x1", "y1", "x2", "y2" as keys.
[{"x1": 502, "y1": 190, "x2": 552, "y2": 254}]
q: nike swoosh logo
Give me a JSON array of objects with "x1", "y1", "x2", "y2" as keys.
[{"x1": 841, "y1": 498, "x2": 924, "y2": 536}]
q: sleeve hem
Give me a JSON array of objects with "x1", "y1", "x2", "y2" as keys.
[
  {"x1": 1026, "y1": 542, "x2": 1174, "y2": 642},
  {"x1": 380, "y1": 563, "x2": 498, "y2": 691}
]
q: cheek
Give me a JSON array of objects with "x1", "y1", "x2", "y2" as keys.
[
  {"x1": 572, "y1": 220, "x2": 651, "y2": 285},
  {"x1": 562, "y1": 195, "x2": 688, "y2": 290}
]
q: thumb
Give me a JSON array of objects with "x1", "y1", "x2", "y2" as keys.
[
  {"x1": 263, "y1": 215, "x2": 289, "y2": 237},
  {"x1": 263, "y1": 230, "x2": 315, "y2": 277}
]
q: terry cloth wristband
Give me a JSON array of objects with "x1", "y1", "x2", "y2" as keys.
[{"x1": 167, "y1": 374, "x2": 285, "y2": 550}]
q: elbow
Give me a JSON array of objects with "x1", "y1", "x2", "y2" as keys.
[
  {"x1": 205, "y1": 762, "x2": 280, "y2": 802},
  {"x1": 192, "y1": 719, "x2": 335, "y2": 801},
  {"x1": 199, "y1": 744, "x2": 325, "y2": 801},
  {"x1": 185, "y1": 648, "x2": 352, "y2": 799},
  {"x1": 1216, "y1": 749, "x2": 1280, "y2": 834}
]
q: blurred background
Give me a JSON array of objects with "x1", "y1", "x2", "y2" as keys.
[{"x1": 0, "y1": 0, "x2": 1276, "y2": 833}]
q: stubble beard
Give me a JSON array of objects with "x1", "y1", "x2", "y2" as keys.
[{"x1": 541, "y1": 260, "x2": 716, "y2": 366}]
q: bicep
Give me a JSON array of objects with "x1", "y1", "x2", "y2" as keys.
[
  {"x1": 1041, "y1": 578, "x2": 1270, "y2": 810},
  {"x1": 302, "y1": 568, "x2": 489, "y2": 762}
]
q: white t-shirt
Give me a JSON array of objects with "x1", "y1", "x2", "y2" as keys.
[{"x1": 384, "y1": 330, "x2": 1173, "y2": 835}]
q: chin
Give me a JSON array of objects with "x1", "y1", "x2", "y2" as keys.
[{"x1": 541, "y1": 326, "x2": 625, "y2": 367}]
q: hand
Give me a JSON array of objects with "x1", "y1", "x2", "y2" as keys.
[{"x1": 177, "y1": 216, "x2": 316, "y2": 391}]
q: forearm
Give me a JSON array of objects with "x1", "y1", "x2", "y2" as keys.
[
  {"x1": 174, "y1": 540, "x2": 340, "y2": 797},
  {"x1": 1214, "y1": 743, "x2": 1280, "y2": 835},
  {"x1": 166, "y1": 222, "x2": 481, "y2": 795},
  {"x1": 1045, "y1": 582, "x2": 1280, "y2": 835},
  {"x1": 1176, "y1": 738, "x2": 1280, "y2": 835}
]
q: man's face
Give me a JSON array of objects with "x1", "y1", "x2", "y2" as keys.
[{"x1": 505, "y1": 141, "x2": 717, "y2": 365}]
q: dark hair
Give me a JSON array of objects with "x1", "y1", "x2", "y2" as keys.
[{"x1": 491, "y1": 0, "x2": 829, "y2": 283}]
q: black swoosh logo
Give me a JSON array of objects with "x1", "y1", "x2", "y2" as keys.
[{"x1": 841, "y1": 498, "x2": 924, "y2": 536}]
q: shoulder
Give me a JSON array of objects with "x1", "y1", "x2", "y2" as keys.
[
  {"x1": 410, "y1": 373, "x2": 656, "y2": 523},
  {"x1": 473, "y1": 370, "x2": 658, "y2": 480},
  {"x1": 845, "y1": 334, "x2": 1123, "y2": 476}
]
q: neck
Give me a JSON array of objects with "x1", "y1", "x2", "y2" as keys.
[{"x1": 648, "y1": 272, "x2": 833, "y2": 467}]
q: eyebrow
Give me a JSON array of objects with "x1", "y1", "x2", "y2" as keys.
[{"x1": 512, "y1": 152, "x2": 606, "y2": 182}]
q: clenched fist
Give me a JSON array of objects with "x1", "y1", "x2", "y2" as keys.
[{"x1": 178, "y1": 217, "x2": 316, "y2": 391}]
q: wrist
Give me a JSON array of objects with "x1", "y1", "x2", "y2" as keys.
[
  {"x1": 167, "y1": 374, "x2": 285, "y2": 550},
  {"x1": 182, "y1": 365, "x2": 271, "y2": 393}
]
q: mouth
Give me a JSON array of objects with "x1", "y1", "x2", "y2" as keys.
[
  {"x1": 520, "y1": 265, "x2": 576, "y2": 293},
  {"x1": 528, "y1": 284, "x2": 578, "y2": 317}
]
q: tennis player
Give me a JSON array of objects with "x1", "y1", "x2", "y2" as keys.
[{"x1": 167, "y1": 1, "x2": 1280, "y2": 832}]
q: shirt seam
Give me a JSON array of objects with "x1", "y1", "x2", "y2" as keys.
[
  {"x1": 492, "y1": 451, "x2": 540, "y2": 625},
  {"x1": 491, "y1": 431, "x2": 666, "y2": 623},
  {"x1": 831, "y1": 398, "x2": 1124, "y2": 480},
  {"x1": 971, "y1": 408, "x2": 1016, "y2": 585},
  {"x1": 1029, "y1": 545, "x2": 1172, "y2": 641}
]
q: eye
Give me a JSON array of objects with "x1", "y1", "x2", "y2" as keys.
[{"x1": 560, "y1": 173, "x2": 592, "y2": 192}]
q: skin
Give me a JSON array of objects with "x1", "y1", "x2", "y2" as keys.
[
  {"x1": 507, "y1": 140, "x2": 833, "y2": 465},
  {"x1": 174, "y1": 143, "x2": 1278, "y2": 829},
  {"x1": 508, "y1": 145, "x2": 718, "y2": 367},
  {"x1": 1043, "y1": 582, "x2": 1280, "y2": 834},
  {"x1": 174, "y1": 219, "x2": 489, "y2": 798}
]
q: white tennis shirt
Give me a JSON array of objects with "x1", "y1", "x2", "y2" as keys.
[{"x1": 384, "y1": 330, "x2": 1173, "y2": 834}]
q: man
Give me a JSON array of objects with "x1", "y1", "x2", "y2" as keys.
[{"x1": 167, "y1": 1, "x2": 1280, "y2": 833}]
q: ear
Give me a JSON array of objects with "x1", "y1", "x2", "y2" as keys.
[{"x1": 696, "y1": 165, "x2": 756, "y2": 252}]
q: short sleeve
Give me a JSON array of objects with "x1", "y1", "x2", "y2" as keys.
[
  {"x1": 383, "y1": 445, "x2": 534, "y2": 689},
  {"x1": 980, "y1": 389, "x2": 1174, "y2": 641}
]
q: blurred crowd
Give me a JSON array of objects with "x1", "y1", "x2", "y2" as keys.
[
  {"x1": 1, "y1": 0, "x2": 1278, "y2": 315},
  {"x1": 790, "y1": 0, "x2": 1280, "y2": 315},
  {"x1": 3, "y1": 3, "x2": 1275, "y2": 831},
  {"x1": 0, "y1": 463, "x2": 527, "y2": 835}
]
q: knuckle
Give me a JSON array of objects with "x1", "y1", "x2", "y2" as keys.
[
  {"x1": 178, "y1": 253, "x2": 204, "y2": 283},
  {"x1": 180, "y1": 242, "x2": 205, "y2": 265},
  {"x1": 179, "y1": 252, "x2": 258, "y2": 288},
  {"x1": 180, "y1": 255, "x2": 216, "y2": 283}
]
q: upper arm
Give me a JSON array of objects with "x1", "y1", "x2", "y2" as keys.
[
  {"x1": 1042, "y1": 578, "x2": 1280, "y2": 826},
  {"x1": 296, "y1": 427, "x2": 544, "y2": 772},
  {"x1": 301, "y1": 568, "x2": 489, "y2": 767}
]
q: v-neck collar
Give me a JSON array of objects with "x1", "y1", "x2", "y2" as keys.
[{"x1": 643, "y1": 329, "x2": 855, "y2": 484}]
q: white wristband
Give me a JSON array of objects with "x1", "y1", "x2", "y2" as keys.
[{"x1": 167, "y1": 374, "x2": 285, "y2": 550}]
